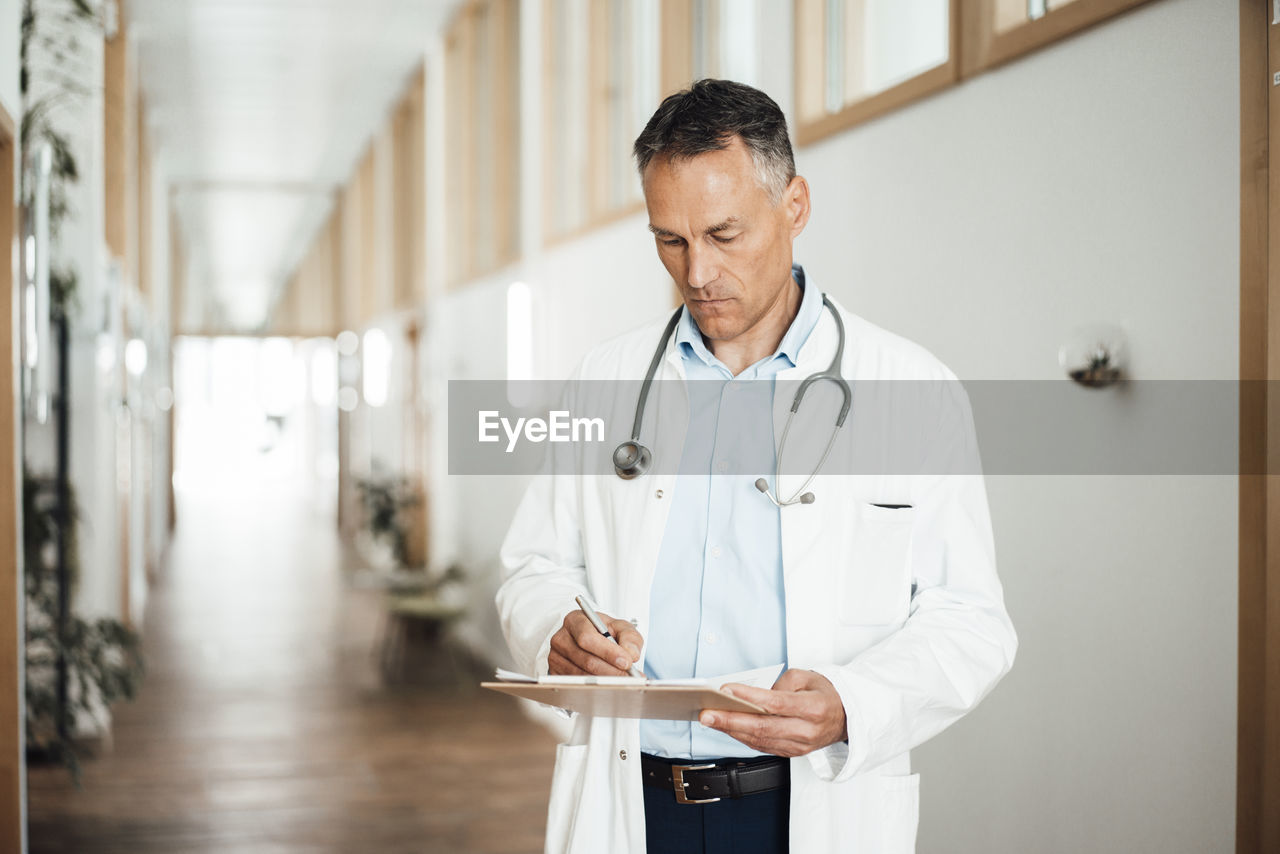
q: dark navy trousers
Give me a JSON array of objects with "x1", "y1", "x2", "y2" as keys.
[{"x1": 642, "y1": 772, "x2": 790, "y2": 854}]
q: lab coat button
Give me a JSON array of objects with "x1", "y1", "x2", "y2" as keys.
[
  {"x1": 655, "y1": 489, "x2": 663, "y2": 499},
  {"x1": 619, "y1": 749, "x2": 628, "y2": 760}
]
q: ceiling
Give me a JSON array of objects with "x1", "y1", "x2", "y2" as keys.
[{"x1": 128, "y1": 0, "x2": 460, "y2": 333}]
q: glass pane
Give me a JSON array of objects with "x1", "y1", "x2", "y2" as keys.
[
  {"x1": 606, "y1": 0, "x2": 633, "y2": 210},
  {"x1": 631, "y1": 0, "x2": 659, "y2": 132},
  {"x1": 859, "y1": 0, "x2": 949, "y2": 98},
  {"x1": 473, "y1": 4, "x2": 493, "y2": 271},
  {"x1": 718, "y1": 0, "x2": 759, "y2": 86},
  {"x1": 692, "y1": 0, "x2": 718, "y2": 79},
  {"x1": 825, "y1": 0, "x2": 844, "y2": 113},
  {"x1": 548, "y1": 0, "x2": 590, "y2": 236},
  {"x1": 836, "y1": 0, "x2": 949, "y2": 106}
]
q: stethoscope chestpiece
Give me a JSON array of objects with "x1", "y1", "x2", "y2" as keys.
[{"x1": 613, "y1": 441, "x2": 652, "y2": 480}]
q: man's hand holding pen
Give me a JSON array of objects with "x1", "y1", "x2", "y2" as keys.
[{"x1": 548, "y1": 607, "x2": 645, "y2": 677}]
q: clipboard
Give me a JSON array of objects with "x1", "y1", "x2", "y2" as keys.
[{"x1": 481, "y1": 680, "x2": 768, "y2": 721}]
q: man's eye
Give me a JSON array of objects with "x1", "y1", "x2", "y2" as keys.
[
  {"x1": 713, "y1": 235, "x2": 738, "y2": 244},
  {"x1": 660, "y1": 238, "x2": 684, "y2": 247}
]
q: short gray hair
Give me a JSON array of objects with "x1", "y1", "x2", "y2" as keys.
[{"x1": 633, "y1": 79, "x2": 795, "y2": 204}]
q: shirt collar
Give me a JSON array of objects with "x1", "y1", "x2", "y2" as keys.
[{"x1": 676, "y1": 263, "x2": 821, "y2": 371}]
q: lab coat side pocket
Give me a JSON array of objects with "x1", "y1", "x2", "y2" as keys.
[
  {"x1": 838, "y1": 505, "x2": 914, "y2": 625},
  {"x1": 545, "y1": 742, "x2": 590, "y2": 854},
  {"x1": 878, "y1": 773, "x2": 921, "y2": 854}
]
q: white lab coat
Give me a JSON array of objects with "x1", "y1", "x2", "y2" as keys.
[{"x1": 497, "y1": 295, "x2": 1016, "y2": 854}]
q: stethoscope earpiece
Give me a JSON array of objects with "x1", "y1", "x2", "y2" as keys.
[{"x1": 756, "y1": 476, "x2": 817, "y2": 506}]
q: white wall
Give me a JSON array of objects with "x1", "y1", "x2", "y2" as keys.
[
  {"x1": 406, "y1": 0, "x2": 1240, "y2": 849},
  {"x1": 824, "y1": 2, "x2": 1234, "y2": 850},
  {"x1": 0, "y1": 0, "x2": 18, "y2": 121}
]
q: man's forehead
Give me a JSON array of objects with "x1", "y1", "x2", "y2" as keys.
[{"x1": 647, "y1": 216, "x2": 742, "y2": 237}]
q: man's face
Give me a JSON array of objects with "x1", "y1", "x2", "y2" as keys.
[{"x1": 642, "y1": 136, "x2": 810, "y2": 345}]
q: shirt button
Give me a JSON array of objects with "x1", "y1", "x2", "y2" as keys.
[
  {"x1": 619, "y1": 749, "x2": 628, "y2": 760},
  {"x1": 706, "y1": 633, "x2": 719, "y2": 644},
  {"x1": 716, "y1": 460, "x2": 729, "y2": 473},
  {"x1": 711, "y1": 546, "x2": 722, "y2": 558}
]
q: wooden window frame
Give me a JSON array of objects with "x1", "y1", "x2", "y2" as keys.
[
  {"x1": 660, "y1": 0, "x2": 694, "y2": 98},
  {"x1": 794, "y1": 0, "x2": 961, "y2": 147},
  {"x1": 392, "y1": 66, "x2": 426, "y2": 311},
  {"x1": 1239, "y1": 5, "x2": 1280, "y2": 853},
  {"x1": 795, "y1": 0, "x2": 1160, "y2": 148},
  {"x1": 0, "y1": 100, "x2": 24, "y2": 854},
  {"x1": 542, "y1": 0, "x2": 651, "y2": 249},
  {"x1": 445, "y1": 0, "x2": 521, "y2": 290},
  {"x1": 960, "y1": 0, "x2": 1156, "y2": 77}
]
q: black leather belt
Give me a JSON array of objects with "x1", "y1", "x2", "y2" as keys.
[{"x1": 640, "y1": 753, "x2": 790, "y2": 805}]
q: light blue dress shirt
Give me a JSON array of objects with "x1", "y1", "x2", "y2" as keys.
[{"x1": 641, "y1": 264, "x2": 824, "y2": 759}]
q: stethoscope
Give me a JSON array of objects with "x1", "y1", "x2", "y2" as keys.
[{"x1": 612, "y1": 296, "x2": 852, "y2": 506}]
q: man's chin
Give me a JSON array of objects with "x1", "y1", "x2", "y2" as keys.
[
  {"x1": 688, "y1": 301, "x2": 738, "y2": 326},
  {"x1": 693, "y1": 318, "x2": 744, "y2": 343}
]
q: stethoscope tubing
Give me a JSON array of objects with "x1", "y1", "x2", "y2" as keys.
[{"x1": 616, "y1": 294, "x2": 852, "y2": 505}]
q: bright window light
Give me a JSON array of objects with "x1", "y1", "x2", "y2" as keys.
[
  {"x1": 260, "y1": 337, "x2": 297, "y2": 416},
  {"x1": 338, "y1": 386, "x2": 359, "y2": 412},
  {"x1": 24, "y1": 284, "x2": 37, "y2": 368},
  {"x1": 362, "y1": 328, "x2": 392, "y2": 407},
  {"x1": 125, "y1": 338, "x2": 148, "y2": 376},
  {"x1": 24, "y1": 236, "x2": 35, "y2": 283},
  {"x1": 310, "y1": 341, "x2": 337, "y2": 407},
  {"x1": 507, "y1": 281, "x2": 533, "y2": 407},
  {"x1": 335, "y1": 329, "x2": 359, "y2": 356},
  {"x1": 507, "y1": 281, "x2": 533, "y2": 382},
  {"x1": 97, "y1": 334, "x2": 116, "y2": 374}
]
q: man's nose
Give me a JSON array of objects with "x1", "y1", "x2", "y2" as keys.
[{"x1": 686, "y1": 243, "x2": 718, "y2": 289}]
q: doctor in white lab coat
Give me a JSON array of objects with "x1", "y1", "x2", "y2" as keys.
[{"x1": 497, "y1": 79, "x2": 1016, "y2": 854}]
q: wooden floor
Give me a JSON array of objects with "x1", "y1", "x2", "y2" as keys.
[{"x1": 26, "y1": 479, "x2": 559, "y2": 854}]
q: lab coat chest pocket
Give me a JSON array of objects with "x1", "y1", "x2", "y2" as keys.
[{"x1": 838, "y1": 504, "x2": 914, "y2": 625}]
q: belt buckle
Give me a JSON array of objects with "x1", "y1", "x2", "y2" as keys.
[{"x1": 672, "y1": 763, "x2": 720, "y2": 805}]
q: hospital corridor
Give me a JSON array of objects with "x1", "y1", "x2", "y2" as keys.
[
  {"x1": 24, "y1": 338, "x2": 558, "y2": 852},
  {"x1": 0, "y1": 0, "x2": 1270, "y2": 853}
]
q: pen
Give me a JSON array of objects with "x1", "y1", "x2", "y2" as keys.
[{"x1": 574, "y1": 594, "x2": 645, "y2": 679}]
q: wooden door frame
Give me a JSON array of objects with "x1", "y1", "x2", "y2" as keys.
[
  {"x1": 1239, "y1": 3, "x2": 1279, "y2": 853},
  {"x1": 0, "y1": 100, "x2": 27, "y2": 853}
]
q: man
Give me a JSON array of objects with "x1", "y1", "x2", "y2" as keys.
[{"x1": 497, "y1": 79, "x2": 1016, "y2": 854}]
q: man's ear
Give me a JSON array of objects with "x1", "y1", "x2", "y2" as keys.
[{"x1": 784, "y1": 175, "x2": 811, "y2": 239}]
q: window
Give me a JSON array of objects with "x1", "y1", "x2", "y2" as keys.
[
  {"x1": 543, "y1": 0, "x2": 659, "y2": 243},
  {"x1": 660, "y1": 0, "x2": 763, "y2": 97},
  {"x1": 391, "y1": 66, "x2": 426, "y2": 310},
  {"x1": 961, "y1": 0, "x2": 1154, "y2": 78},
  {"x1": 794, "y1": 0, "x2": 957, "y2": 145},
  {"x1": 444, "y1": 0, "x2": 521, "y2": 287},
  {"x1": 795, "y1": 0, "x2": 1158, "y2": 146}
]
